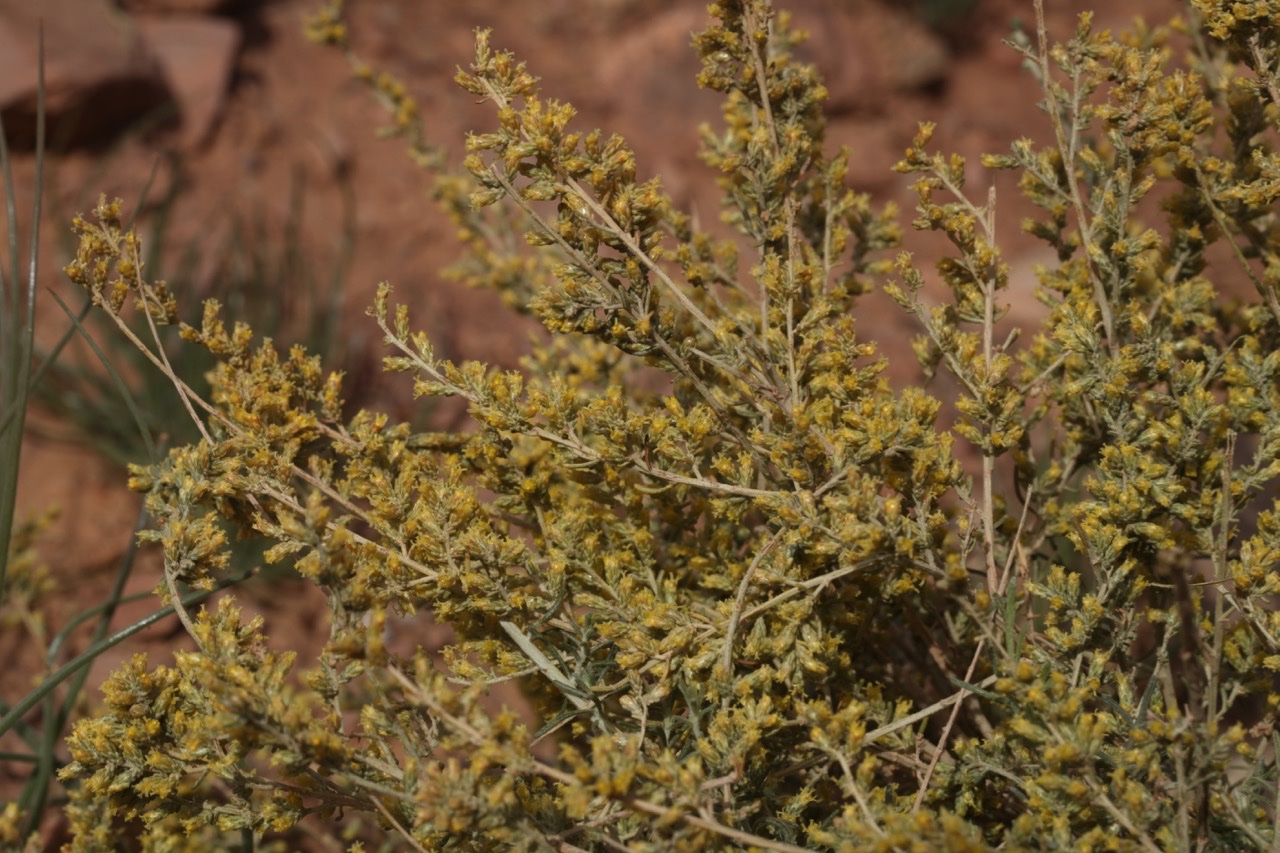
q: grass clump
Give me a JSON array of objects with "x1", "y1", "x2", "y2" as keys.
[{"x1": 29, "y1": 0, "x2": 1280, "y2": 849}]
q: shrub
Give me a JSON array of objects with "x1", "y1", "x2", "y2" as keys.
[
  {"x1": 31, "y1": 157, "x2": 359, "y2": 470},
  {"x1": 48, "y1": 0, "x2": 1280, "y2": 848}
]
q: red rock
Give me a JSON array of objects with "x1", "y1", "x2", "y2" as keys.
[
  {"x1": 117, "y1": 0, "x2": 227, "y2": 12},
  {"x1": 0, "y1": 0, "x2": 169, "y2": 148},
  {"x1": 135, "y1": 15, "x2": 241, "y2": 148},
  {"x1": 789, "y1": 0, "x2": 951, "y2": 116}
]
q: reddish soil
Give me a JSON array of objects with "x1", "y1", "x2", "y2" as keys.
[{"x1": 3, "y1": 0, "x2": 1181, "y2": 843}]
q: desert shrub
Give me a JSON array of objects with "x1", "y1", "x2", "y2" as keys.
[
  {"x1": 31, "y1": 157, "x2": 358, "y2": 469},
  {"x1": 47, "y1": 0, "x2": 1280, "y2": 849}
]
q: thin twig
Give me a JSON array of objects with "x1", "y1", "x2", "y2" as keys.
[
  {"x1": 386, "y1": 666, "x2": 814, "y2": 853},
  {"x1": 500, "y1": 620, "x2": 596, "y2": 714},
  {"x1": 863, "y1": 673, "x2": 999, "y2": 747},
  {"x1": 372, "y1": 797, "x2": 429, "y2": 853},
  {"x1": 911, "y1": 639, "x2": 985, "y2": 811},
  {"x1": 720, "y1": 530, "x2": 784, "y2": 676},
  {"x1": 1032, "y1": 0, "x2": 1115, "y2": 350}
]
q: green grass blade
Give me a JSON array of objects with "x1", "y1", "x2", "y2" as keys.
[
  {"x1": 0, "y1": 21, "x2": 45, "y2": 605},
  {"x1": 47, "y1": 288, "x2": 159, "y2": 463},
  {"x1": 0, "y1": 296, "x2": 92, "y2": 441},
  {"x1": 19, "y1": 504, "x2": 147, "y2": 837},
  {"x1": 0, "y1": 570, "x2": 250, "y2": 739}
]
